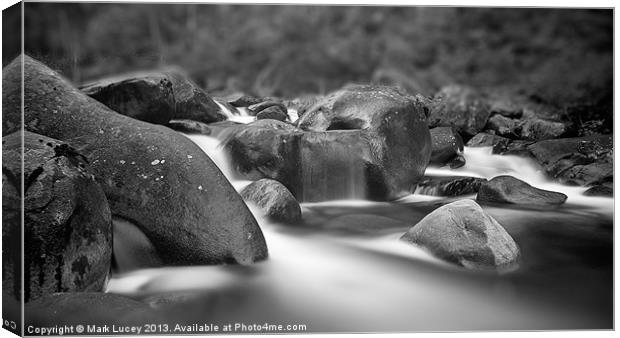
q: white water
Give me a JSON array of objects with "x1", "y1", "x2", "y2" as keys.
[
  {"x1": 420, "y1": 146, "x2": 613, "y2": 212},
  {"x1": 214, "y1": 99, "x2": 299, "y2": 124}
]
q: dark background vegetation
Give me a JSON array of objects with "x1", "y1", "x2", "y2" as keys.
[{"x1": 3, "y1": 3, "x2": 613, "y2": 108}]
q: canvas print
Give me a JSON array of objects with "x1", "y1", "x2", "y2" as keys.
[{"x1": 1, "y1": 2, "x2": 613, "y2": 336}]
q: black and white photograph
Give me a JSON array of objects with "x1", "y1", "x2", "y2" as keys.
[{"x1": 1, "y1": 1, "x2": 615, "y2": 336}]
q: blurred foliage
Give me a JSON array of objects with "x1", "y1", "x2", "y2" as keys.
[{"x1": 7, "y1": 3, "x2": 612, "y2": 106}]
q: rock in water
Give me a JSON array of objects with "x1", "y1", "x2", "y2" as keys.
[
  {"x1": 80, "y1": 70, "x2": 226, "y2": 124},
  {"x1": 297, "y1": 84, "x2": 431, "y2": 200},
  {"x1": 3, "y1": 55, "x2": 268, "y2": 266},
  {"x1": 256, "y1": 105, "x2": 288, "y2": 121},
  {"x1": 241, "y1": 179, "x2": 301, "y2": 223},
  {"x1": 3, "y1": 132, "x2": 112, "y2": 302},
  {"x1": 429, "y1": 127, "x2": 464, "y2": 166},
  {"x1": 223, "y1": 85, "x2": 431, "y2": 201},
  {"x1": 428, "y1": 85, "x2": 491, "y2": 138},
  {"x1": 166, "y1": 119, "x2": 212, "y2": 135},
  {"x1": 466, "y1": 132, "x2": 534, "y2": 156},
  {"x1": 527, "y1": 135, "x2": 613, "y2": 186},
  {"x1": 400, "y1": 199, "x2": 520, "y2": 270},
  {"x1": 477, "y1": 175, "x2": 567, "y2": 205},
  {"x1": 583, "y1": 184, "x2": 613, "y2": 197},
  {"x1": 416, "y1": 176, "x2": 487, "y2": 197}
]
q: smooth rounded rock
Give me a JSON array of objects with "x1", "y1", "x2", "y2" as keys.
[
  {"x1": 81, "y1": 69, "x2": 226, "y2": 124},
  {"x1": 400, "y1": 199, "x2": 520, "y2": 270},
  {"x1": 477, "y1": 175, "x2": 567, "y2": 205},
  {"x1": 3, "y1": 55, "x2": 268, "y2": 266},
  {"x1": 241, "y1": 179, "x2": 301, "y2": 223},
  {"x1": 3, "y1": 131, "x2": 112, "y2": 302}
]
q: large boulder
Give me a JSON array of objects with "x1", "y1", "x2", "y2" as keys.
[
  {"x1": 240, "y1": 179, "x2": 301, "y2": 223},
  {"x1": 3, "y1": 55, "x2": 268, "y2": 266},
  {"x1": 3, "y1": 132, "x2": 112, "y2": 302},
  {"x1": 429, "y1": 127, "x2": 464, "y2": 166},
  {"x1": 400, "y1": 199, "x2": 520, "y2": 270},
  {"x1": 296, "y1": 84, "x2": 432, "y2": 200},
  {"x1": 221, "y1": 119, "x2": 303, "y2": 186},
  {"x1": 428, "y1": 85, "x2": 491, "y2": 138},
  {"x1": 80, "y1": 70, "x2": 227, "y2": 124},
  {"x1": 416, "y1": 176, "x2": 487, "y2": 197},
  {"x1": 223, "y1": 85, "x2": 432, "y2": 201},
  {"x1": 477, "y1": 175, "x2": 567, "y2": 205},
  {"x1": 222, "y1": 120, "x2": 369, "y2": 202},
  {"x1": 527, "y1": 135, "x2": 613, "y2": 186}
]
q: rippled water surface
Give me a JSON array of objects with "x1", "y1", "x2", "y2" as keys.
[{"x1": 107, "y1": 134, "x2": 613, "y2": 332}]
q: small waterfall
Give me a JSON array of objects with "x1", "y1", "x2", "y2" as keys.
[
  {"x1": 213, "y1": 99, "x2": 256, "y2": 124},
  {"x1": 183, "y1": 133, "x2": 252, "y2": 192},
  {"x1": 300, "y1": 131, "x2": 367, "y2": 202}
]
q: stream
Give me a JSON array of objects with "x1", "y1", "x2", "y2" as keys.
[{"x1": 106, "y1": 122, "x2": 613, "y2": 332}]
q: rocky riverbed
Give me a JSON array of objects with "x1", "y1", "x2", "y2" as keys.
[{"x1": 2, "y1": 54, "x2": 613, "y2": 332}]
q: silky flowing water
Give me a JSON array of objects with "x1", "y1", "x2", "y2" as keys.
[{"x1": 107, "y1": 128, "x2": 613, "y2": 331}]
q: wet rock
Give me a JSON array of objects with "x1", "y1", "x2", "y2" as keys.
[
  {"x1": 484, "y1": 88, "x2": 566, "y2": 122},
  {"x1": 400, "y1": 199, "x2": 519, "y2": 270},
  {"x1": 428, "y1": 85, "x2": 491, "y2": 138},
  {"x1": 26, "y1": 293, "x2": 156, "y2": 326},
  {"x1": 485, "y1": 114, "x2": 567, "y2": 142},
  {"x1": 167, "y1": 119, "x2": 212, "y2": 135},
  {"x1": 222, "y1": 121, "x2": 369, "y2": 202},
  {"x1": 241, "y1": 179, "x2": 301, "y2": 223},
  {"x1": 417, "y1": 176, "x2": 487, "y2": 197},
  {"x1": 297, "y1": 84, "x2": 431, "y2": 200},
  {"x1": 429, "y1": 127, "x2": 464, "y2": 166},
  {"x1": 284, "y1": 95, "x2": 324, "y2": 118},
  {"x1": 527, "y1": 135, "x2": 613, "y2": 186},
  {"x1": 225, "y1": 93, "x2": 264, "y2": 107},
  {"x1": 466, "y1": 132, "x2": 508, "y2": 147},
  {"x1": 448, "y1": 154, "x2": 466, "y2": 169},
  {"x1": 248, "y1": 101, "x2": 287, "y2": 116},
  {"x1": 3, "y1": 55, "x2": 268, "y2": 266},
  {"x1": 3, "y1": 131, "x2": 112, "y2": 302},
  {"x1": 256, "y1": 105, "x2": 287, "y2": 121},
  {"x1": 583, "y1": 184, "x2": 613, "y2": 197},
  {"x1": 466, "y1": 132, "x2": 534, "y2": 156},
  {"x1": 222, "y1": 119, "x2": 303, "y2": 187},
  {"x1": 477, "y1": 175, "x2": 567, "y2": 205},
  {"x1": 485, "y1": 115, "x2": 520, "y2": 139},
  {"x1": 518, "y1": 118, "x2": 567, "y2": 141},
  {"x1": 224, "y1": 85, "x2": 431, "y2": 201},
  {"x1": 81, "y1": 69, "x2": 226, "y2": 124}
]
